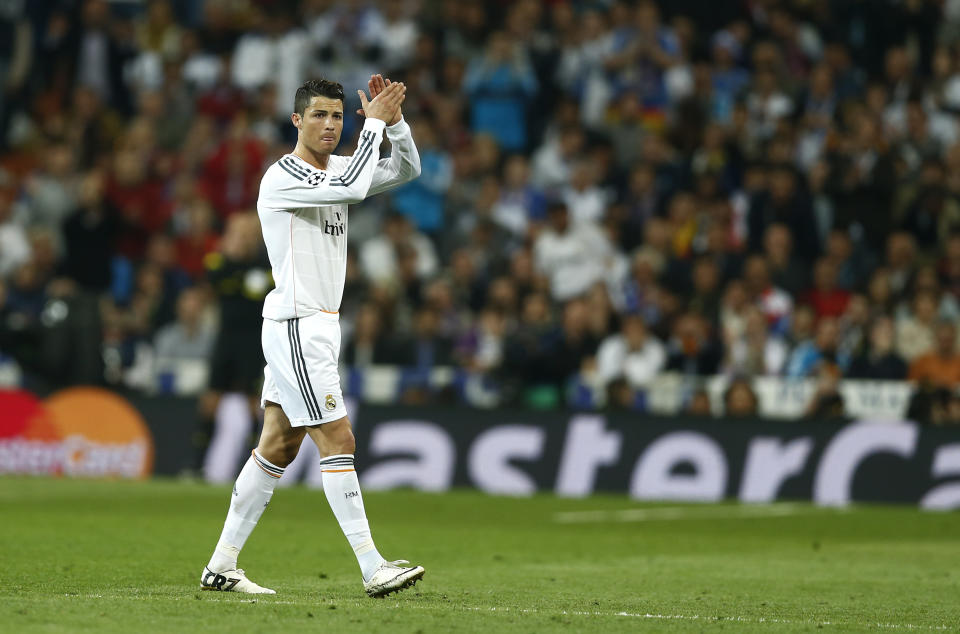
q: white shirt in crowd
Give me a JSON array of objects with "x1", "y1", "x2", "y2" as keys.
[
  {"x1": 0, "y1": 220, "x2": 30, "y2": 278},
  {"x1": 258, "y1": 118, "x2": 421, "y2": 320},
  {"x1": 534, "y1": 220, "x2": 614, "y2": 302},
  {"x1": 359, "y1": 229, "x2": 438, "y2": 285},
  {"x1": 596, "y1": 333, "x2": 667, "y2": 388},
  {"x1": 725, "y1": 336, "x2": 789, "y2": 376},
  {"x1": 562, "y1": 183, "x2": 609, "y2": 225},
  {"x1": 232, "y1": 29, "x2": 311, "y2": 118}
]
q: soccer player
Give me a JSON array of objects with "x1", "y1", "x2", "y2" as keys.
[{"x1": 200, "y1": 75, "x2": 423, "y2": 597}]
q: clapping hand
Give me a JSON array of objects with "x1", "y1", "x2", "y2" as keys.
[{"x1": 356, "y1": 74, "x2": 403, "y2": 126}]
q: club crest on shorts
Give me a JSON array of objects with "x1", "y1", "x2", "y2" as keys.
[{"x1": 324, "y1": 394, "x2": 337, "y2": 411}]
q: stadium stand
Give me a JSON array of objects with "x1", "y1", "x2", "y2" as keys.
[{"x1": 1, "y1": 0, "x2": 959, "y2": 424}]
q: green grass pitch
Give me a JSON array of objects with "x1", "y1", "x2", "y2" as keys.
[{"x1": 1, "y1": 478, "x2": 958, "y2": 632}]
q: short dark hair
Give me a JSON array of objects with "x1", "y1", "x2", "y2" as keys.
[{"x1": 294, "y1": 79, "x2": 345, "y2": 115}]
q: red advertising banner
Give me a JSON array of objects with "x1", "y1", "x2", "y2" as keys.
[{"x1": 0, "y1": 387, "x2": 154, "y2": 478}]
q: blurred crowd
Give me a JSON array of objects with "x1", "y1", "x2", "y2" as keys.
[{"x1": 1, "y1": 0, "x2": 960, "y2": 421}]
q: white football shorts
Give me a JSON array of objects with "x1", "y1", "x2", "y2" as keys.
[{"x1": 260, "y1": 310, "x2": 348, "y2": 426}]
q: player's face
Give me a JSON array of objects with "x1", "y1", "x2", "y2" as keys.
[{"x1": 297, "y1": 96, "x2": 344, "y2": 154}]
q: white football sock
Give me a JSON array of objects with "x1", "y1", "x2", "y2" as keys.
[
  {"x1": 207, "y1": 450, "x2": 283, "y2": 573},
  {"x1": 320, "y1": 454, "x2": 385, "y2": 581}
]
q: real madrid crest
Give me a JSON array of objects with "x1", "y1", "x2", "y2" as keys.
[{"x1": 324, "y1": 394, "x2": 337, "y2": 411}]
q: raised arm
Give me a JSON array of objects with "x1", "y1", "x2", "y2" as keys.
[
  {"x1": 359, "y1": 75, "x2": 421, "y2": 195},
  {"x1": 263, "y1": 118, "x2": 386, "y2": 207},
  {"x1": 261, "y1": 82, "x2": 407, "y2": 209},
  {"x1": 368, "y1": 117, "x2": 422, "y2": 196}
]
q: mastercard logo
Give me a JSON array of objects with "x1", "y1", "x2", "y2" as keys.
[{"x1": 0, "y1": 387, "x2": 154, "y2": 478}]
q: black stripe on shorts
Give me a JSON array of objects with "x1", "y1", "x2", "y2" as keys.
[
  {"x1": 292, "y1": 318, "x2": 322, "y2": 420},
  {"x1": 287, "y1": 319, "x2": 319, "y2": 420}
]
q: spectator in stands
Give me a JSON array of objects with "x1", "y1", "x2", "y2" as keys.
[
  {"x1": 912, "y1": 264, "x2": 960, "y2": 320},
  {"x1": 19, "y1": 142, "x2": 79, "y2": 248},
  {"x1": 749, "y1": 165, "x2": 820, "y2": 262},
  {"x1": 763, "y1": 223, "x2": 808, "y2": 297},
  {"x1": 59, "y1": 170, "x2": 118, "y2": 293},
  {"x1": 719, "y1": 279, "x2": 750, "y2": 348},
  {"x1": 531, "y1": 125, "x2": 585, "y2": 191},
  {"x1": 383, "y1": 306, "x2": 455, "y2": 370},
  {"x1": 837, "y1": 294, "x2": 871, "y2": 365},
  {"x1": 538, "y1": 299, "x2": 601, "y2": 393},
  {"x1": 342, "y1": 303, "x2": 389, "y2": 368},
  {"x1": 825, "y1": 228, "x2": 873, "y2": 292},
  {"x1": 665, "y1": 312, "x2": 722, "y2": 376},
  {"x1": 829, "y1": 116, "x2": 897, "y2": 251},
  {"x1": 896, "y1": 289, "x2": 939, "y2": 362},
  {"x1": 0, "y1": 1, "x2": 31, "y2": 151},
  {"x1": 153, "y1": 286, "x2": 214, "y2": 394},
  {"x1": 0, "y1": 181, "x2": 30, "y2": 278},
  {"x1": 866, "y1": 267, "x2": 896, "y2": 317},
  {"x1": 390, "y1": 120, "x2": 453, "y2": 235},
  {"x1": 360, "y1": 212, "x2": 438, "y2": 286},
  {"x1": 604, "y1": 377, "x2": 638, "y2": 411},
  {"x1": 4, "y1": 256, "x2": 48, "y2": 341},
  {"x1": 708, "y1": 30, "x2": 749, "y2": 124},
  {"x1": 906, "y1": 385, "x2": 960, "y2": 425},
  {"x1": 173, "y1": 198, "x2": 219, "y2": 280},
  {"x1": 463, "y1": 30, "x2": 537, "y2": 152},
  {"x1": 803, "y1": 257, "x2": 851, "y2": 320},
  {"x1": 899, "y1": 158, "x2": 960, "y2": 253},
  {"x1": 617, "y1": 246, "x2": 665, "y2": 328},
  {"x1": 199, "y1": 114, "x2": 265, "y2": 218},
  {"x1": 595, "y1": 313, "x2": 666, "y2": 391},
  {"x1": 584, "y1": 283, "x2": 616, "y2": 343},
  {"x1": 562, "y1": 158, "x2": 610, "y2": 226},
  {"x1": 785, "y1": 315, "x2": 840, "y2": 378},
  {"x1": 885, "y1": 231, "x2": 918, "y2": 301},
  {"x1": 503, "y1": 292, "x2": 555, "y2": 397},
  {"x1": 724, "y1": 305, "x2": 789, "y2": 378},
  {"x1": 230, "y1": 10, "x2": 308, "y2": 111},
  {"x1": 908, "y1": 320, "x2": 960, "y2": 389},
  {"x1": 142, "y1": 234, "x2": 191, "y2": 328},
  {"x1": 805, "y1": 365, "x2": 848, "y2": 421},
  {"x1": 423, "y1": 277, "x2": 471, "y2": 342},
  {"x1": 462, "y1": 307, "x2": 507, "y2": 373},
  {"x1": 491, "y1": 154, "x2": 545, "y2": 238},
  {"x1": 939, "y1": 232, "x2": 960, "y2": 298},
  {"x1": 687, "y1": 256, "x2": 723, "y2": 325},
  {"x1": 447, "y1": 247, "x2": 486, "y2": 313},
  {"x1": 685, "y1": 388, "x2": 713, "y2": 417},
  {"x1": 744, "y1": 255, "x2": 793, "y2": 335},
  {"x1": 534, "y1": 201, "x2": 613, "y2": 302},
  {"x1": 847, "y1": 316, "x2": 908, "y2": 380},
  {"x1": 723, "y1": 378, "x2": 759, "y2": 418}
]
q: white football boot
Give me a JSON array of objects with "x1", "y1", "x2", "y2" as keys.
[
  {"x1": 363, "y1": 560, "x2": 425, "y2": 598},
  {"x1": 200, "y1": 566, "x2": 276, "y2": 594}
]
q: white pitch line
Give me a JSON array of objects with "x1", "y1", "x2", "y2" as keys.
[
  {"x1": 457, "y1": 606, "x2": 951, "y2": 630},
  {"x1": 553, "y1": 503, "x2": 842, "y2": 524},
  {"x1": 61, "y1": 593, "x2": 953, "y2": 630}
]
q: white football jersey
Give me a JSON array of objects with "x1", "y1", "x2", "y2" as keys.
[{"x1": 258, "y1": 117, "x2": 420, "y2": 320}]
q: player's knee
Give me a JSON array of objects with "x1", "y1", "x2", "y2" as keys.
[
  {"x1": 258, "y1": 433, "x2": 303, "y2": 468},
  {"x1": 338, "y1": 431, "x2": 356, "y2": 455},
  {"x1": 326, "y1": 425, "x2": 355, "y2": 455}
]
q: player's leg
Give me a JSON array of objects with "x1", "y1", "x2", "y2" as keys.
[
  {"x1": 201, "y1": 402, "x2": 305, "y2": 594},
  {"x1": 307, "y1": 417, "x2": 425, "y2": 597}
]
